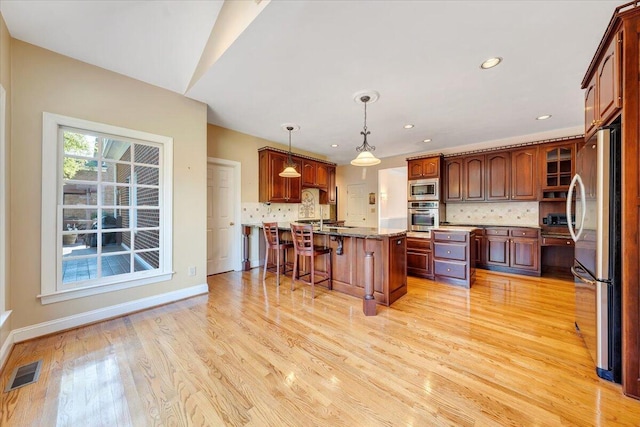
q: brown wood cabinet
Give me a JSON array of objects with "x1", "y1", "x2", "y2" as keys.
[
  {"x1": 445, "y1": 148, "x2": 537, "y2": 202},
  {"x1": 408, "y1": 156, "x2": 441, "y2": 180},
  {"x1": 539, "y1": 141, "x2": 576, "y2": 201},
  {"x1": 407, "y1": 236, "x2": 433, "y2": 279},
  {"x1": 465, "y1": 155, "x2": 485, "y2": 201},
  {"x1": 510, "y1": 147, "x2": 538, "y2": 201},
  {"x1": 302, "y1": 160, "x2": 329, "y2": 190},
  {"x1": 444, "y1": 158, "x2": 463, "y2": 202},
  {"x1": 259, "y1": 149, "x2": 302, "y2": 203},
  {"x1": 432, "y1": 229, "x2": 476, "y2": 288},
  {"x1": 585, "y1": 32, "x2": 622, "y2": 139},
  {"x1": 483, "y1": 227, "x2": 540, "y2": 276},
  {"x1": 474, "y1": 228, "x2": 486, "y2": 267},
  {"x1": 486, "y1": 151, "x2": 510, "y2": 201},
  {"x1": 259, "y1": 148, "x2": 336, "y2": 204}
]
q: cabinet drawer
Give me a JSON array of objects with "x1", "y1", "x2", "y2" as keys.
[
  {"x1": 510, "y1": 228, "x2": 539, "y2": 238},
  {"x1": 485, "y1": 228, "x2": 509, "y2": 236},
  {"x1": 434, "y1": 260, "x2": 467, "y2": 280},
  {"x1": 433, "y1": 243, "x2": 466, "y2": 261},
  {"x1": 407, "y1": 238, "x2": 432, "y2": 251},
  {"x1": 433, "y1": 231, "x2": 467, "y2": 242},
  {"x1": 542, "y1": 236, "x2": 574, "y2": 247}
]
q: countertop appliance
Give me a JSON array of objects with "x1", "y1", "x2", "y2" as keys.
[
  {"x1": 543, "y1": 213, "x2": 575, "y2": 227},
  {"x1": 408, "y1": 201, "x2": 444, "y2": 231},
  {"x1": 408, "y1": 178, "x2": 439, "y2": 201},
  {"x1": 567, "y1": 121, "x2": 621, "y2": 383}
]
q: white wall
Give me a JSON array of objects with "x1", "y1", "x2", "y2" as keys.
[{"x1": 378, "y1": 167, "x2": 407, "y2": 229}]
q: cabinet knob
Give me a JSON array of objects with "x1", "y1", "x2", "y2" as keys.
[
  {"x1": 522, "y1": 232, "x2": 525, "y2": 235},
  {"x1": 567, "y1": 241, "x2": 571, "y2": 245},
  {"x1": 447, "y1": 236, "x2": 451, "y2": 239},
  {"x1": 447, "y1": 250, "x2": 451, "y2": 254},
  {"x1": 447, "y1": 268, "x2": 451, "y2": 272}
]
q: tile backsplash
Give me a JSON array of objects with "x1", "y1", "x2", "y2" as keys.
[
  {"x1": 445, "y1": 202, "x2": 539, "y2": 227},
  {"x1": 241, "y1": 188, "x2": 330, "y2": 225}
]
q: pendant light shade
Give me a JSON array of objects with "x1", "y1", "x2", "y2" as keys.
[
  {"x1": 279, "y1": 124, "x2": 301, "y2": 178},
  {"x1": 351, "y1": 92, "x2": 381, "y2": 166}
]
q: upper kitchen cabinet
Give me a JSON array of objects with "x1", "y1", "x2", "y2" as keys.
[
  {"x1": 510, "y1": 147, "x2": 538, "y2": 201},
  {"x1": 444, "y1": 157, "x2": 463, "y2": 202},
  {"x1": 539, "y1": 140, "x2": 577, "y2": 200},
  {"x1": 486, "y1": 151, "x2": 510, "y2": 201},
  {"x1": 444, "y1": 154, "x2": 495, "y2": 202},
  {"x1": 584, "y1": 32, "x2": 622, "y2": 139},
  {"x1": 407, "y1": 156, "x2": 442, "y2": 180},
  {"x1": 302, "y1": 160, "x2": 330, "y2": 190},
  {"x1": 259, "y1": 149, "x2": 302, "y2": 203}
]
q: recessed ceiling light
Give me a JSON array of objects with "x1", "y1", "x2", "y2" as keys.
[
  {"x1": 536, "y1": 114, "x2": 552, "y2": 120},
  {"x1": 480, "y1": 57, "x2": 503, "y2": 69},
  {"x1": 423, "y1": 139, "x2": 432, "y2": 143},
  {"x1": 404, "y1": 124, "x2": 414, "y2": 129},
  {"x1": 331, "y1": 144, "x2": 338, "y2": 148}
]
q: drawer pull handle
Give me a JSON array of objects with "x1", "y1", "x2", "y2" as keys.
[
  {"x1": 567, "y1": 241, "x2": 571, "y2": 245},
  {"x1": 447, "y1": 250, "x2": 451, "y2": 254},
  {"x1": 447, "y1": 236, "x2": 451, "y2": 239},
  {"x1": 522, "y1": 232, "x2": 526, "y2": 235},
  {"x1": 447, "y1": 268, "x2": 451, "y2": 272}
]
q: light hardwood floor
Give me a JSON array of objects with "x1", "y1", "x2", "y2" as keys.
[{"x1": 2, "y1": 269, "x2": 640, "y2": 426}]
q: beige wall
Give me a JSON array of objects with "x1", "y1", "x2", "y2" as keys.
[
  {"x1": 10, "y1": 39, "x2": 207, "y2": 329},
  {"x1": 207, "y1": 124, "x2": 327, "y2": 202},
  {"x1": 0, "y1": 12, "x2": 12, "y2": 351}
]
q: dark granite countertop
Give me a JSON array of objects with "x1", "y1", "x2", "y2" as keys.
[{"x1": 242, "y1": 222, "x2": 407, "y2": 239}]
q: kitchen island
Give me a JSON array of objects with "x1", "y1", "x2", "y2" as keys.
[{"x1": 242, "y1": 223, "x2": 407, "y2": 308}]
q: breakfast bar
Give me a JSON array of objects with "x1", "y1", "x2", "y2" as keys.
[{"x1": 243, "y1": 224, "x2": 408, "y2": 309}]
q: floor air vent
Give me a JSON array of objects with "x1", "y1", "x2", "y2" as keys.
[{"x1": 5, "y1": 360, "x2": 42, "y2": 392}]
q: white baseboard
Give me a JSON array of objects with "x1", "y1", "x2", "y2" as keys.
[
  {"x1": 11, "y1": 283, "x2": 208, "y2": 344},
  {"x1": 0, "y1": 329, "x2": 15, "y2": 373}
]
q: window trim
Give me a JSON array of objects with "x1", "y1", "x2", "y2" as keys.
[
  {"x1": 0, "y1": 85, "x2": 9, "y2": 326},
  {"x1": 40, "y1": 113, "x2": 174, "y2": 304}
]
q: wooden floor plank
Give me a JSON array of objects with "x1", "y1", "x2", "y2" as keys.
[{"x1": 2, "y1": 268, "x2": 640, "y2": 426}]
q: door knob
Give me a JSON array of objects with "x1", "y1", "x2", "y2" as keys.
[{"x1": 230, "y1": 222, "x2": 235, "y2": 226}]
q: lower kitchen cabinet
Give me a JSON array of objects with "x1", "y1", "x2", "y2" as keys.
[
  {"x1": 483, "y1": 227, "x2": 541, "y2": 276},
  {"x1": 432, "y1": 229, "x2": 476, "y2": 288},
  {"x1": 407, "y1": 237, "x2": 433, "y2": 279}
]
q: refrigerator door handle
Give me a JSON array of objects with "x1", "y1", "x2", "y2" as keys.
[
  {"x1": 571, "y1": 265, "x2": 597, "y2": 285},
  {"x1": 567, "y1": 173, "x2": 586, "y2": 242}
]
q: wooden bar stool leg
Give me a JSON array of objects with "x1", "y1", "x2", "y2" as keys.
[
  {"x1": 310, "y1": 255, "x2": 315, "y2": 299},
  {"x1": 276, "y1": 246, "x2": 281, "y2": 286},
  {"x1": 292, "y1": 254, "x2": 298, "y2": 291},
  {"x1": 263, "y1": 247, "x2": 269, "y2": 280}
]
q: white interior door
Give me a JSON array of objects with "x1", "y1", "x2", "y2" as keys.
[
  {"x1": 207, "y1": 163, "x2": 236, "y2": 275},
  {"x1": 346, "y1": 183, "x2": 367, "y2": 226}
]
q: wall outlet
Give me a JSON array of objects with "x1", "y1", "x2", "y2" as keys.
[{"x1": 188, "y1": 266, "x2": 196, "y2": 276}]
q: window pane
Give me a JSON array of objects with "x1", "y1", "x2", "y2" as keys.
[
  {"x1": 63, "y1": 131, "x2": 97, "y2": 158},
  {"x1": 134, "y1": 144, "x2": 159, "y2": 166},
  {"x1": 62, "y1": 257, "x2": 97, "y2": 284},
  {"x1": 63, "y1": 157, "x2": 99, "y2": 182},
  {"x1": 63, "y1": 184, "x2": 98, "y2": 205},
  {"x1": 103, "y1": 139, "x2": 131, "y2": 161},
  {"x1": 101, "y1": 230, "x2": 129, "y2": 250},
  {"x1": 102, "y1": 185, "x2": 129, "y2": 206},
  {"x1": 137, "y1": 187, "x2": 159, "y2": 206},
  {"x1": 137, "y1": 209, "x2": 159, "y2": 228},
  {"x1": 135, "y1": 165, "x2": 159, "y2": 186},
  {"x1": 120, "y1": 209, "x2": 130, "y2": 228},
  {"x1": 102, "y1": 254, "x2": 132, "y2": 277},
  {"x1": 102, "y1": 162, "x2": 131, "y2": 184},
  {"x1": 63, "y1": 208, "x2": 97, "y2": 232},
  {"x1": 135, "y1": 251, "x2": 159, "y2": 271},
  {"x1": 134, "y1": 230, "x2": 159, "y2": 250}
]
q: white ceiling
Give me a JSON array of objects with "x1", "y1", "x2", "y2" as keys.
[{"x1": 1, "y1": 1, "x2": 621, "y2": 165}]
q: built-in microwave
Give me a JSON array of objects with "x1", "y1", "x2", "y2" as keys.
[
  {"x1": 408, "y1": 201, "x2": 445, "y2": 231},
  {"x1": 408, "y1": 178, "x2": 439, "y2": 201}
]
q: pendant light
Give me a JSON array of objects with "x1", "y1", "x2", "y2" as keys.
[
  {"x1": 351, "y1": 91, "x2": 381, "y2": 166},
  {"x1": 279, "y1": 124, "x2": 301, "y2": 178}
]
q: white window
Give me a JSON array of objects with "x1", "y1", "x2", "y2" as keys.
[
  {"x1": 40, "y1": 113, "x2": 173, "y2": 304},
  {"x1": 0, "y1": 85, "x2": 9, "y2": 326}
]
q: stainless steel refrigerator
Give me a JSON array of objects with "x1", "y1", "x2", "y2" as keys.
[{"x1": 567, "y1": 121, "x2": 622, "y2": 383}]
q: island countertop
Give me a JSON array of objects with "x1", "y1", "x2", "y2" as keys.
[{"x1": 242, "y1": 222, "x2": 407, "y2": 239}]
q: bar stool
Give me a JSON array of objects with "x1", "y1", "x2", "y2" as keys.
[
  {"x1": 262, "y1": 222, "x2": 293, "y2": 285},
  {"x1": 290, "y1": 223, "x2": 332, "y2": 299}
]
